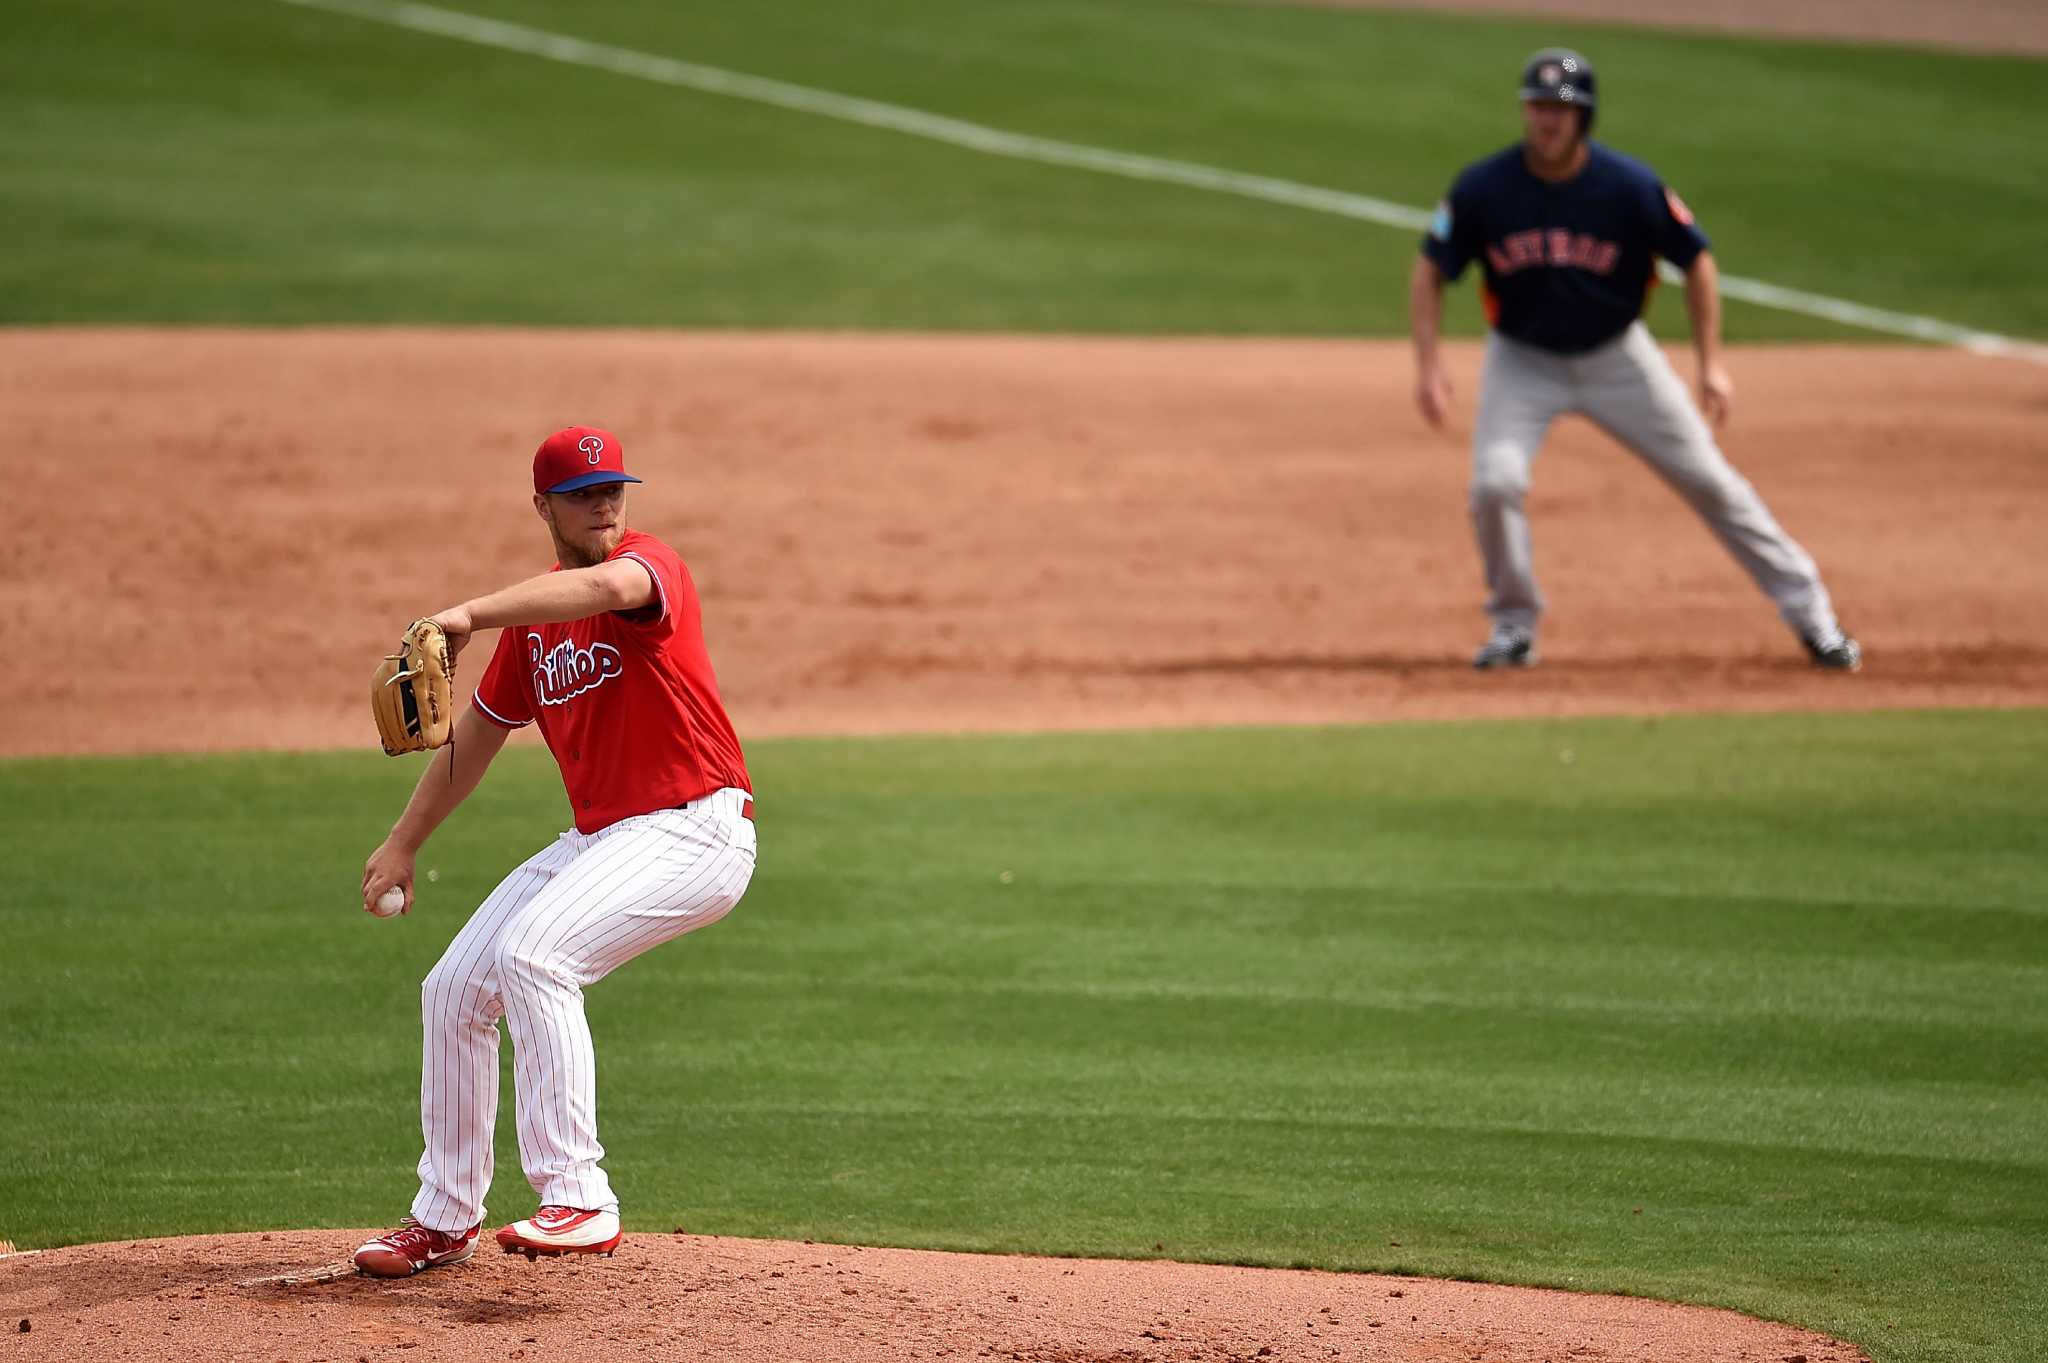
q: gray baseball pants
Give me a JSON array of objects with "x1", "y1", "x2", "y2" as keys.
[{"x1": 1470, "y1": 321, "x2": 1840, "y2": 640}]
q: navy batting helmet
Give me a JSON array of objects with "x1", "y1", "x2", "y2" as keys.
[{"x1": 1519, "y1": 48, "x2": 1596, "y2": 129}]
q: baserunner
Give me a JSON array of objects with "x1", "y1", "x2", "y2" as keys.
[{"x1": 1410, "y1": 48, "x2": 1861, "y2": 672}]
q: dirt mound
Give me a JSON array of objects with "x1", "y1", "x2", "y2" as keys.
[
  {"x1": 0, "y1": 1232, "x2": 1867, "y2": 1362},
  {"x1": 1, "y1": 329, "x2": 2042, "y2": 758}
]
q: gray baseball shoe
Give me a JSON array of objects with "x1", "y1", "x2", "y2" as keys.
[
  {"x1": 1802, "y1": 629, "x2": 1863, "y2": 671},
  {"x1": 1473, "y1": 624, "x2": 1538, "y2": 670}
]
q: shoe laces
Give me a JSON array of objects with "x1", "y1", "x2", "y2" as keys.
[{"x1": 382, "y1": 1216, "x2": 463, "y2": 1250}]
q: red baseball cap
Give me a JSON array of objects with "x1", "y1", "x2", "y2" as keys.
[{"x1": 532, "y1": 426, "x2": 643, "y2": 495}]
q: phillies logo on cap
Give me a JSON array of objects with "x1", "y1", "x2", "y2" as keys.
[{"x1": 533, "y1": 425, "x2": 644, "y2": 495}]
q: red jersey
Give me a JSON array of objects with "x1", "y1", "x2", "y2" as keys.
[{"x1": 472, "y1": 530, "x2": 750, "y2": 834}]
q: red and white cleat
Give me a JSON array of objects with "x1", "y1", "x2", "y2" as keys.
[
  {"x1": 352, "y1": 1218, "x2": 481, "y2": 1278},
  {"x1": 495, "y1": 1206, "x2": 623, "y2": 1260}
]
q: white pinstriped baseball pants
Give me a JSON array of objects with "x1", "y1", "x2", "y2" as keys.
[{"x1": 409, "y1": 787, "x2": 756, "y2": 1232}]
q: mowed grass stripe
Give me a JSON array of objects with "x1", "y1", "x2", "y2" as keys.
[
  {"x1": 4, "y1": 709, "x2": 2046, "y2": 1362},
  {"x1": 274, "y1": 0, "x2": 2048, "y2": 360},
  {"x1": 2, "y1": 0, "x2": 2043, "y2": 337}
]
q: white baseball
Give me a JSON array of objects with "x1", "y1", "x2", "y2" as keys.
[{"x1": 372, "y1": 885, "x2": 407, "y2": 918}]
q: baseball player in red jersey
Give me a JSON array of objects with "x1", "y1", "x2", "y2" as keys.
[{"x1": 352, "y1": 426, "x2": 757, "y2": 1278}]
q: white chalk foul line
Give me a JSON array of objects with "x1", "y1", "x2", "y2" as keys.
[
  {"x1": 281, "y1": 0, "x2": 2047, "y2": 365},
  {"x1": 1654, "y1": 261, "x2": 2046, "y2": 362},
  {"x1": 280, "y1": 0, "x2": 1433, "y2": 231}
]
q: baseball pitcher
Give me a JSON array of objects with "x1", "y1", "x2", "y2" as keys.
[
  {"x1": 353, "y1": 426, "x2": 757, "y2": 1277},
  {"x1": 1411, "y1": 49, "x2": 1861, "y2": 672}
]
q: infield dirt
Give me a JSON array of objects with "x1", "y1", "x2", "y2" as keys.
[
  {"x1": 2, "y1": 327, "x2": 2033, "y2": 1361},
  {"x1": 1, "y1": 329, "x2": 2040, "y2": 757},
  {"x1": 0, "y1": 1231, "x2": 1870, "y2": 1363},
  {"x1": 1258, "y1": 0, "x2": 2048, "y2": 57}
]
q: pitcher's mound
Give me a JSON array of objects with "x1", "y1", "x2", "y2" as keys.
[{"x1": 0, "y1": 1230, "x2": 1866, "y2": 1362}]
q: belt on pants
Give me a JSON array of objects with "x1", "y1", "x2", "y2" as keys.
[{"x1": 674, "y1": 794, "x2": 754, "y2": 822}]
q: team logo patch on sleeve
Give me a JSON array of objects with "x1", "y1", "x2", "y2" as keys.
[
  {"x1": 1665, "y1": 187, "x2": 1695, "y2": 226},
  {"x1": 1429, "y1": 200, "x2": 1452, "y2": 241}
]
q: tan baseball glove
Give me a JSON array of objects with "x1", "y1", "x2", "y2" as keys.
[{"x1": 371, "y1": 619, "x2": 456, "y2": 755}]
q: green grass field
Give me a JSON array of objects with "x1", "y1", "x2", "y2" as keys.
[
  {"x1": 7, "y1": 4, "x2": 2045, "y2": 1361},
  {"x1": 5, "y1": 712, "x2": 2044, "y2": 1362},
  {"x1": 3, "y1": 0, "x2": 2043, "y2": 338}
]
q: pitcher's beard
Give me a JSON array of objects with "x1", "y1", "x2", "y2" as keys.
[{"x1": 554, "y1": 527, "x2": 622, "y2": 569}]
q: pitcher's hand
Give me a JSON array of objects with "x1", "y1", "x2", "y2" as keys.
[{"x1": 363, "y1": 839, "x2": 417, "y2": 915}]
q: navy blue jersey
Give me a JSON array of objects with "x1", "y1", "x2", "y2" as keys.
[{"x1": 1421, "y1": 142, "x2": 1710, "y2": 354}]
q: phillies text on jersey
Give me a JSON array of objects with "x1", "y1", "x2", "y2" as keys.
[
  {"x1": 530, "y1": 636, "x2": 623, "y2": 704},
  {"x1": 473, "y1": 529, "x2": 750, "y2": 832}
]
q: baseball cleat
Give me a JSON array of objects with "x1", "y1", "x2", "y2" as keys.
[
  {"x1": 352, "y1": 1217, "x2": 481, "y2": 1278},
  {"x1": 1802, "y1": 629, "x2": 1863, "y2": 672},
  {"x1": 495, "y1": 1206, "x2": 623, "y2": 1259},
  {"x1": 1473, "y1": 624, "x2": 1538, "y2": 670}
]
